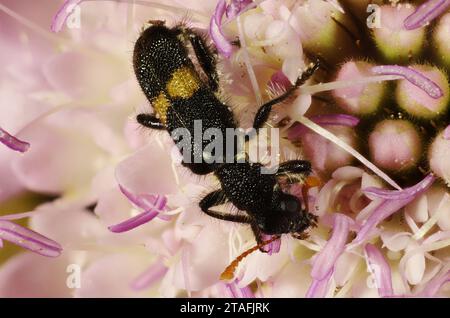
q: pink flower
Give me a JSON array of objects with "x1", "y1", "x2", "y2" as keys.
[{"x1": 0, "y1": 0, "x2": 449, "y2": 299}]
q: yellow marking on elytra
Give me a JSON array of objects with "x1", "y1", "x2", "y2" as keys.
[
  {"x1": 167, "y1": 66, "x2": 200, "y2": 99},
  {"x1": 152, "y1": 92, "x2": 171, "y2": 124}
]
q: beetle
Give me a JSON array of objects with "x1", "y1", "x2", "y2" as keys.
[{"x1": 133, "y1": 21, "x2": 318, "y2": 247}]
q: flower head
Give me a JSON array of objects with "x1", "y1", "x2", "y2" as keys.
[{"x1": 0, "y1": 0, "x2": 449, "y2": 298}]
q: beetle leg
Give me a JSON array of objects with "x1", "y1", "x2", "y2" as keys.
[{"x1": 199, "y1": 190, "x2": 252, "y2": 223}]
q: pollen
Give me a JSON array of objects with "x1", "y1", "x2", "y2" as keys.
[
  {"x1": 167, "y1": 66, "x2": 200, "y2": 99},
  {"x1": 151, "y1": 92, "x2": 170, "y2": 124}
]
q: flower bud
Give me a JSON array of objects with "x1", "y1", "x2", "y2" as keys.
[
  {"x1": 369, "y1": 119, "x2": 422, "y2": 172},
  {"x1": 372, "y1": 4, "x2": 426, "y2": 63},
  {"x1": 332, "y1": 60, "x2": 387, "y2": 115},
  {"x1": 289, "y1": 1, "x2": 358, "y2": 64},
  {"x1": 426, "y1": 185, "x2": 450, "y2": 231},
  {"x1": 395, "y1": 65, "x2": 449, "y2": 119},
  {"x1": 301, "y1": 125, "x2": 358, "y2": 174},
  {"x1": 428, "y1": 128, "x2": 450, "y2": 185},
  {"x1": 432, "y1": 13, "x2": 450, "y2": 70}
]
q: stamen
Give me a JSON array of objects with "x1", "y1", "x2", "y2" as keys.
[
  {"x1": 0, "y1": 127, "x2": 30, "y2": 153},
  {"x1": 372, "y1": 65, "x2": 444, "y2": 99},
  {"x1": 288, "y1": 114, "x2": 360, "y2": 140},
  {"x1": 293, "y1": 115, "x2": 402, "y2": 190},
  {"x1": 0, "y1": 220, "x2": 62, "y2": 257},
  {"x1": 363, "y1": 174, "x2": 436, "y2": 201},
  {"x1": 130, "y1": 259, "x2": 168, "y2": 291},
  {"x1": 349, "y1": 174, "x2": 435, "y2": 248},
  {"x1": 364, "y1": 244, "x2": 393, "y2": 297},
  {"x1": 236, "y1": 15, "x2": 263, "y2": 105},
  {"x1": 182, "y1": 249, "x2": 191, "y2": 297},
  {"x1": 108, "y1": 185, "x2": 167, "y2": 232},
  {"x1": 404, "y1": 0, "x2": 450, "y2": 30},
  {"x1": 300, "y1": 75, "x2": 402, "y2": 95}
]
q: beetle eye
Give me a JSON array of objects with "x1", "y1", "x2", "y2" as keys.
[{"x1": 279, "y1": 195, "x2": 300, "y2": 213}]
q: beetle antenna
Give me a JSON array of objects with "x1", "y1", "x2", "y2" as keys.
[{"x1": 220, "y1": 235, "x2": 280, "y2": 281}]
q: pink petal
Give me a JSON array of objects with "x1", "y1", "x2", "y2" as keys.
[
  {"x1": 309, "y1": 114, "x2": 360, "y2": 127},
  {"x1": 226, "y1": 0, "x2": 252, "y2": 19},
  {"x1": 320, "y1": 213, "x2": 360, "y2": 232},
  {"x1": 238, "y1": 245, "x2": 289, "y2": 288},
  {"x1": 334, "y1": 252, "x2": 360, "y2": 286},
  {"x1": 0, "y1": 211, "x2": 36, "y2": 220},
  {"x1": 310, "y1": 214, "x2": 352, "y2": 281},
  {"x1": 181, "y1": 248, "x2": 191, "y2": 295},
  {"x1": 119, "y1": 184, "x2": 166, "y2": 211},
  {"x1": 306, "y1": 269, "x2": 334, "y2": 298},
  {"x1": 404, "y1": 0, "x2": 450, "y2": 30},
  {"x1": 0, "y1": 252, "x2": 72, "y2": 297},
  {"x1": 352, "y1": 199, "x2": 412, "y2": 247},
  {"x1": 115, "y1": 141, "x2": 179, "y2": 196},
  {"x1": 224, "y1": 278, "x2": 255, "y2": 298},
  {"x1": 0, "y1": 220, "x2": 62, "y2": 257},
  {"x1": 363, "y1": 174, "x2": 436, "y2": 200},
  {"x1": 209, "y1": 0, "x2": 233, "y2": 58},
  {"x1": 0, "y1": 126, "x2": 29, "y2": 153},
  {"x1": 0, "y1": 148, "x2": 25, "y2": 201},
  {"x1": 51, "y1": 0, "x2": 82, "y2": 32},
  {"x1": 43, "y1": 51, "x2": 125, "y2": 99},
  {"x1": 12, "y1": 111, "x2": 112, "y2": 194},
  {"x1": 107, "y1": 210, "x2": 158, "y2": 233},
  {"x1": 131, "y1": 259, "x2": 168, "y2": 291},
  {"x1": 331, "y1": 166, "x2": 364, "y2": 181},
  {"x1": 351, "y1": 174, "x2": 436, "y2": 247},
  {"x1": 268, "y1": 70, "x2": 292, "y2": 91},
  {"x1": 75, "y1": 254, "x2": 153, "y2": 297},
  {"x1": 419, "y1": 269, "x2": 450, "y2": 297},
  {"x1": 107, "y1": 185, "x2": 168, "y2": 233},
  {"x1": 372, "y1": 65, "x2": 443, "y2": 99},
  {"x1": 30, "y1": 205, "x2": 110, "y2": 248},
  {"x1": 271, "y1": 263, "x2": 312, "y2": 297},
  {"x1": 364, "y1": 244, "x2": 393, "y2": 297},
  {"x1": 108, "y1": 207, "x2": 164, "y2": 233},
  {"x1": 172, "y1": 225, "x2": 229, "y2": 291},
  {"x1": 260, "y1": 233, "x2": 281, "y2": 255}
]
